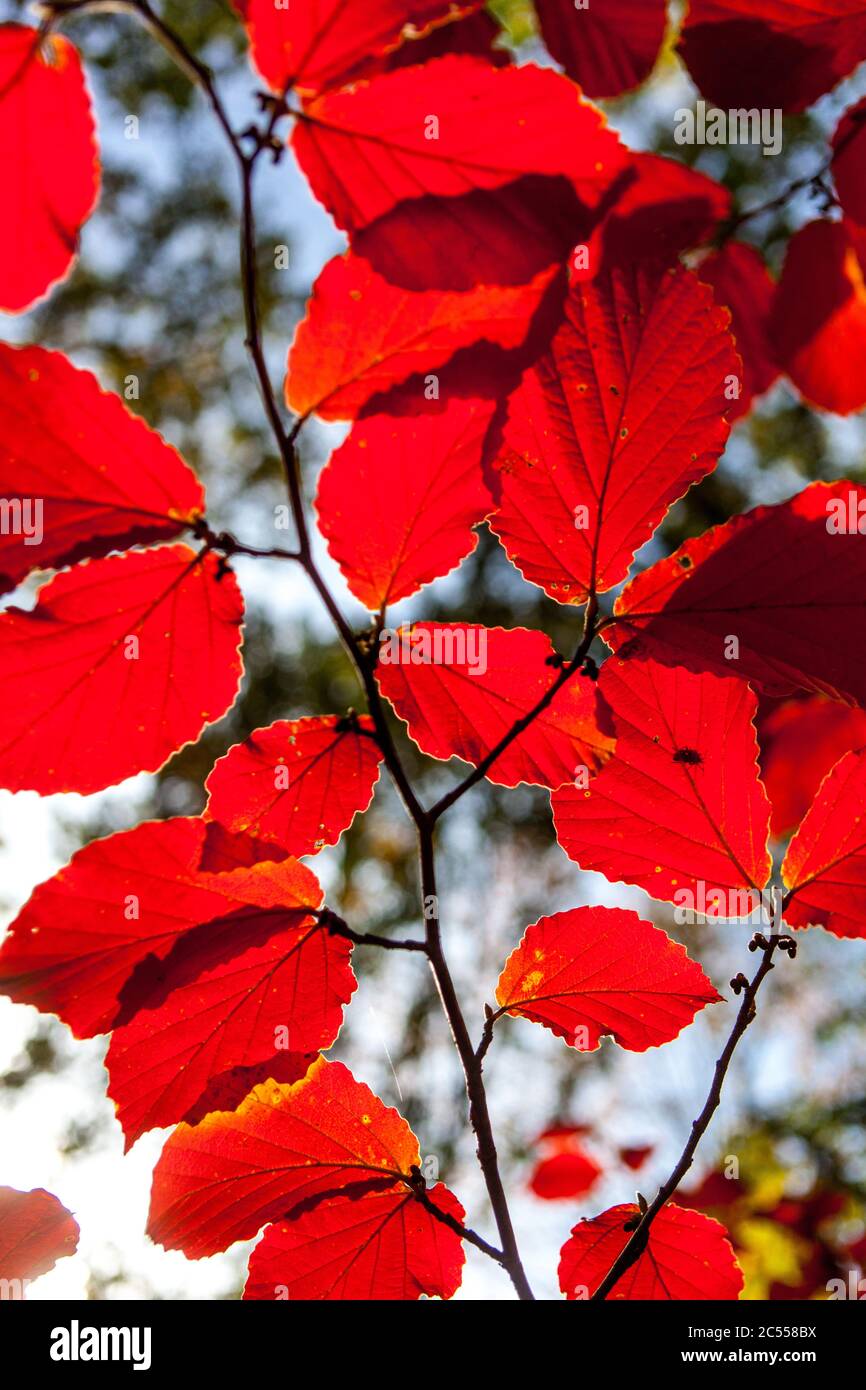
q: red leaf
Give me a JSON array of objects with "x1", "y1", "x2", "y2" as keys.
[
  {"x1": 286, "y1": 251, "x2": 557, "y2": 420},
  {"x1": 147, "y1": 1057, "x2": 423, "y2": 1258},
  {"x1": 783, "y1": 747, "x2": 866, "y2": 939},
  {"x1": 495, "y1": 905, "x2": 720, "y2": 1051},
  {"x1": 536, "y1": 0, "x2": 666, "y2": 98},
  {"x1": 106, "y1": 911, "x2": 354, "y2": 1148},
  {"x1": 196, "y1": 823, "x2": 291, "y2": 873},
  {"x1": 678, "y1": 0, "x2": 866, "y2": 112},
  {"x1": 292, "y1": 58, "x2": 626, "y2": 237},
  {"x1": 377, "y1": 623, "x2": 614, "y2": 789},
  {"x1": 243, "y1": 1184, "x2": 465, "y2": 1300},
  {"x1": 769, "y1": 219, "x2": 866, "y2": 416},
  {"x1": 552, "y1": 656, "x2": 771, "y2": 905},
  {"x1": 0, "y1": 1187, "x2": 79, "y2": 1286},
  {"x1": 559, "y1": 1202, "x2": 743, "y2": 1299},
  {"x1": 586, "y1": 154, "x2": 732, "y2": 274},
  {"x1": 490, "y1": 264, "x2": 737, "y2": 604},
  {"x1": 620, "y1": 1145, "x2": 654, "y2": 1171},
  {"x1": 0, "y1": 817, "x2": 322, "y2": 1038},
  {"x1": 0, "y1": 545, "x2": 243, "y2": 794},
  {"x1": 697, "y1": 243, "x2": 781, "y2": 419},
  {"x1": 0, "y1": 344, "x2": 204, "y2": 594},
  {"x1": 610, "y1": 482, "x2": 866, "y2": 705},
  {"x1": 832, "y1": 97, "x2": 866, "y2": 226},
  {"x1": 758, "y1": 695, "x2": 866, "y2": 838},
  {"x1": 374, "y1": 8, "x2": 509, "y2": 74},
  {"x1": 246, "y1": 0, "x2": 482, "y2": 96},
  {"x1": 0, "y1": 25, "x2": 99, "y2": 312},
  {"x1": 530, "y1": 1148, "x2": 602, "y2": 1201},
  {"x1": 203, "y1": 715, "x2": 383, "y2": 862},
  {"x1": 316, "y1": 399, "x2": 495, "y2": 610}
]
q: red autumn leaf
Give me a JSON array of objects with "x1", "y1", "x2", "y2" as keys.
[
  {"x1": 490, "y1": 264, "x2": 737, "y2": 605},
  {"x1": 375, "y1": 8, "x2": 510, "y2": 74},
  {"x1": 0, "y1": 816, "x2": 322, "y2": 1038},
  {"x1": 243, "y1": 1184, "x2": 465, "y2": 1301},
  {"x1": 610, "y1": 481, "x2": 866, "y2": 706},
  {"x1": 106, "y1": 910, "x2": 354, "y2": 1148},
  {"x1": 495, "y1": 905, "x2": 720, "y2": 1051},
  {"x1": 197, "y1": 823, "x2": 290, "y2": 873},
  {"x1": 246, "y1": 0, "x2": 482, "y2": 96},
  {"x1": 286, "y1": 251, "x2": 558, "y2": 420},
  {"x1": 377, "y1": 623, "x2": 614, "y2": 789},
  {"x1": 0, "y1": 344, "x2": 204, "y2": 594},
  {"x1": 584, "y1": 154, "x2": 732, "y2": 276},
  {"x1": 203, "y1": 715, "x2": 383, "y2": 862},
  {"x1": 678, "y1": 0, "x2": 866, "y2": 112},
  {"x1": 0, "y1": 545, "x2": 243, "y2": 795},
  {"x1": 147, "y1": 1057, "x2": 424, "y2": 1258},
  {"x1": 832, "y1": 97, "x2": 866, "y2": 226},
  {"x1": 679, "y1": 1170, "x2": 746, "y2": 1212},
  {"x1": 697, "y1": 243, "x2": 781, "y2": 419},
  {"x1": 769, "y1": 220, "x2": 866, "y2": 416},
  {"x1": 620, "y1": 1145, "x2": 654, "y2": 1172},
  {"x1": 559, "y1": 1202, "x2": 743, "y2": 1299},
  {"x1": 0, "y1": 25, "x2": 100, "y2": 313},
  {"x1": 292, "y1": 57, "x2": 626, "y2": 238},
  {"x1": 535, "y1": 0, "x2": 666, "y2": 98},
  {"x1": 530, "y1": 1148, "x2": 602, "y2": 1202},
  {"x1": 0, "y1": 1187, "x2": 79, "y2": 1287},
  {"x1": 758, "y1": 695, "x2": 866, "y2": 838},
  {"x1": 783, "y1": 747, "x2": 866, "y2": 939},
  {"x1": 316, "y1": 399, "x2": 495, "y2": 610},
  {"x1": 552, "y1": 656, "x2": 772, "y2": 905}
]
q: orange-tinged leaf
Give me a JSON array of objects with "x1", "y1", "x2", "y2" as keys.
[
  {"x1": 0, "y1": 545, "x2": 243, "y2": 794},
  {"x1": 0, "y1": 1187, "x2": 79, "y2": 1286},
  {"x1": 495, "y1": 905, "x2": 720, "y2": 1052},
  {"x1": 243, "y1": 1184, "x2": 465, "y2": 1300},
  {"x1": 0, "y1": 343, "x2": 204, "y2": 594},
  {"x1": 0, "y1": 25, "x2": 100, "y2": 312},
  {"x1": 552, "y1": 656, "x2": 772, "y2": 905},
  {"x1": 316, "y1": 399, "x2": 495, "y2": 610},
  {"x1": 147, "y1": 1058, "x2": 422, "y2": 1258},
  {"x1": 377, "y1": 623, "x2": 614, "y2": 789},
  {"x1": 783, "y1": 747, "x2": 866, "y2": 939},
  {"x1": 491, "y1": 264, "x2": 737, "y2": 604},
  {"x1": 559, "y1": 1202, "x2": 743, "y2": 1299},
  {"x1": 0, "y1": 817, "x2": 322, "y2": 1038}
]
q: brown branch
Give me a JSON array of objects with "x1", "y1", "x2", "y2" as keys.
[{"x1": 316, "y1": 908, "x2": 427, "y2": 955}]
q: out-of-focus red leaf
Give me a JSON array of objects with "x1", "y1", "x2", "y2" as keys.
[
  {"x1": 106, "y1": 910, "x2": 354, "y2": 1148},
  {"x1": 530, "y1": 1148, "x2": 602, "y2": 1201},
  {"x1": 292, "y1": 58, "x2": 626, "y2": 237},
  {"x1": 203, "y1": 715, "x2": 382, "y2": 863},
  {"x1": 243, "y1": 1184, "x2": 465, "y2": 1300},
  {"x1": 377, "y1": 623, "x2": 614, "y2": 789},
  {"x1": 535, "y1": 0, "x2": 666, "y2": 98},
  {"x1": 0, "y1": 817, "x2": 322, "y2": 1038},
  {"x1": 0, "y1": 1187, "x2": 79, "y2": 1286},
  {"x1": 0, "y1": 25, "x2": 100, "y2": 312},
  {"x1": 758, "y1": 694, "x2": 866, "y2": 838},
  {"x1": 147, "y1": 1058, "x2": 423, "y2": 1258},
  {"x1": 552, "y1": 656, "x2": 771, "y2": 905},
  {"x1": 679, "y1": 0, "x2": 866, "y2": 112},
  {"x1": 679, "y1": 1171, "x2": 746, "y2": 1211},
  {"x1": 620, "y1": 1145, "x2": 654, "y2": 1172},
  {"x1": 495, "y1": 905, "x2": 720, "y2": 1051},
  {"x1": 697, "y1": 243, "x2": 781, "y2": 419},
  {"x1": 783, "y1": 747, "x2": 866, "y2": 938},
  {"x1": 832, "y1": 97, "x2": 866, "y2": 226},
  {"x1": 0, "y1": 546, "x2": 243, "y2": 795},
  {"x1": 610, "y1": 482, "x2": 866, "y2": 705},
  {"x1": 491, "y1": 264, "x2": 737, "y2": 604},
  {"x1": 0, "y1": 344, "x2": 204, "y2": 594},
  {"x1": 585, "y1": 154, "x2": 732, "y2": 274},
  {"x1": 246, "y1": 0, "x2": 482, "y2": 95},
  {"x1": 559, "y1": 1202, "x2": 743, "y2": 1299},
  {"x1": 770, "y1": 220, "x2": 866, "y2": 416},
  {"x1": 286, "y1": 252, "x2": 558, "y2": 420},
  {"x1": 316, "y1": 399, "x2": 495, "y2": 610}
]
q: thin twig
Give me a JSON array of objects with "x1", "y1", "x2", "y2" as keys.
[{"x1": 316, "y1": 908, "x2": 427, "y2": 955}]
